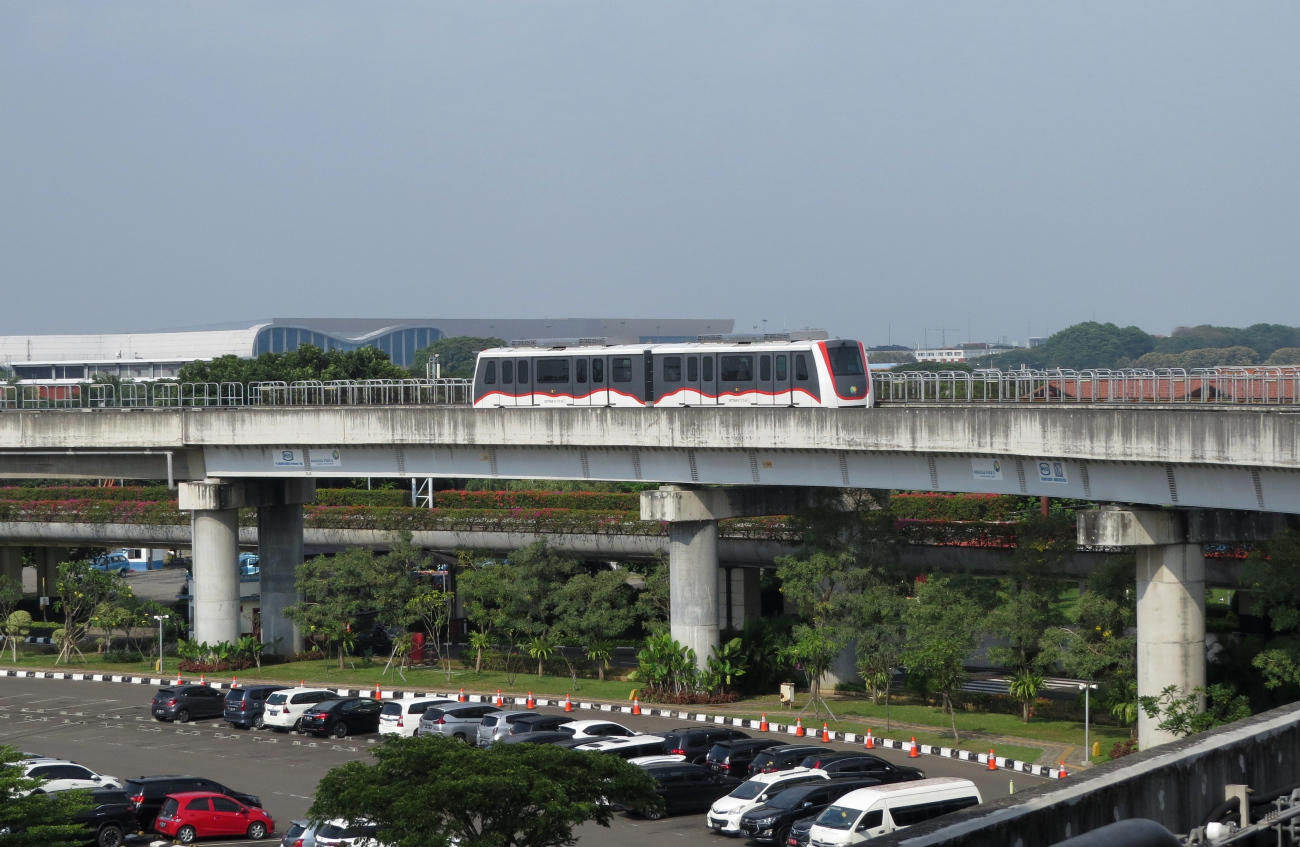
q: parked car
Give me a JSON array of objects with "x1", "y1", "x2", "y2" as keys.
[
  {"x1": 280, "y1": 820, "x2": 311, "y2": 847},
  {"x1": 748, "y1": 745, "x2": 833, "y2": 776},
  {"x1": 637, "y1": 763, "x2": 743, "y2": 819},
  {"x1": 498, "y1": 731, "x2": 576, "y2": 746},
  {"x1": 262, "y1": 688, "x2": 337, "y2": 733},
  {"x1": 660, "y1": 727, "x2": 750, "y2": 764},
  {"x1": 628, "y1": 754, "x2": 687, "y2": 767},
  {"x1": 788, "y1": 814, "x2": 815, "y2": 847},
  {"x1": 576, "y1": 735, "x2": 669, "y2": 760},
  {"x1": 417, "y1": 703, "x2": 500, "y2": 743},
  {"x1": 239, "y1": 553, "x2": 260, "y2": 577},
  {"x1": 506, "y1": 714, "x2": 575, "y2": 737},
  {"x1": 89, "y1": 552, "x2": 133, "y2": 576},
  {"x1": 151, "y1": 685, "x2": 225, "y2": 723},
  {"x1": 381, "y1": 698, "x2": 454, "y2": 738},
  {"x1": 310, "y1": 818, "x2": 385, "y2": 846},
  {"x1": 705, "y1": 739, "x2": 786, "y2": 777},
  {"x1": 737, "y1": 779, "x2": 880, "y2": 845},
  {"x1": 223, "y1": 685, "x2": 289, "y2": 730},
  {"x1": 707, "y1": 770, "x2": 833, "y2": 836},
  {"x1": 794, "y1": 752, "x2": 924, "y2": 782},
  {"x1": 21, "y1": 759, "x2": 121, "y2": 792},
  {"x1": 476, "y1": 710, "x2": 540, "y2": 747},
  {"x1": 153, "y1": 791, "x2": 275, "y2": 842},
  {"x1": 299, "y1": 698, "x2": 384, "y2": 739},
  {"x1": 125, "y1": 775, "x2": 261, "y2": 830},
  {"x1": 560, "y1": 719, "x2": 640, "y2": 741},
  {"x1": 72, "y1": 788, "x2": 138, "y2": 847},
  {"x1": 806, "y1": 778, "x2": 981, "y2": 844}
]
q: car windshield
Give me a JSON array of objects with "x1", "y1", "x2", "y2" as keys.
[
  {"x1": 381, "y1": 703, "x2": 403, "y2": 716},
  {"x1": 284, "y1": 823, "x2": 306, "y2": 838},
  {"x1": 160, "y1": 799, "x2": 178, "y2": 818},
  {"x1": 729, "y1": 780, "x2": 770, "y2": 800},
  {"x1": 816, "y1": 805, "x2": 859, "y2": 830},
  {"x1": 707, "y1": 744, "x2": 730, "y2": 760},
  {"x1": 481, "y1": 716, "x2": 498, "y2": 727},
  {"x1": 266, "y1": 693, "x2": 287, "y2": 705}
]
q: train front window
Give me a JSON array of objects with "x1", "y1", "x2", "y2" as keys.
[
  {"x1": 612, "y1": 358, "x2": 632, "y2": 383},
  {"x1": 502, "y1": 361, "x2": 514, "y2": 384},
  {"x1": 536, "y1": 359, "x2": 569, "y2": 383},
  {"x1": 776, "y1": 355, "x2": 787, "y2": 381},
  {"x1": 702, "y1": 356, "x2": 714, "y2": 381},
  {"x1": 720, "y1": 356, "x2": 753, "y2": 382},
  {"x1": 576, "y1": 360, "x2": 588, "y2": 383},
  {"x1": 663, "y1": 357, "x2": 682, "y2": 383},
  {"x1": 759, "y1": 355, "x2": 772, "y2": 381},
  {"x1": 592, "y1": 359, "x2": 604, "y2": 383},
  {"x1": 795, "y1": 354, "x2": 809, "y2": 381},
  {"x1": 828, "y1": 345, "x2": 865, "y2": 376},
  {"x1": 687, "y1": 357, "x2": 699, "y2": 382},
  {"x1": 484, "y1": 361, "x2": 497, "y2": 385},
  {"x1": 517, "y1": 361, "x2": 530, "y2": 383}
]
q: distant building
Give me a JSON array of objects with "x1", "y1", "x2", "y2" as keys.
[
  {"x1": 0, "y1": 317, "x2": 734, "y2": 383},
  {"x1": 914, "y1": 348, "x2": 968, "y2": 363},
  {"x1": 1029, "y1": 336, "x2": 1049, "y2": 348}
]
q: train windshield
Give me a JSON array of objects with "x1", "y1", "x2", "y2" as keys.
[{"x1": 827, "y1": 345, "x2": 865, "y2": 376}]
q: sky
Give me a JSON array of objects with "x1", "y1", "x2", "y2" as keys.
[{"x1": 1, "y1": 3, "x2": 1298, "y2": 349}]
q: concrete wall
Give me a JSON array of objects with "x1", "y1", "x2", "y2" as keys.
[{"x1": 872, "y1": 701, "x2": 1300, "y2": 846}]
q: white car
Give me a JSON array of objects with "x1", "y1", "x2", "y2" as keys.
[
  {"x1": 311, "y1": 817, "x2": 387, "y2": 846},
  {"x1": 575, "y1": 735, "x2": 669, "y2": 760},
  {"x1": 262, "y1": 687, "x2": 337, "y2": 732},
  {"x1": 560, "y1": 720, "x2": 640, "y2": 742},
  {"x1": 628, "y1": 754, "x2": 686, "y2": 767},
  {"x1": 706, "y1": 770, "x2": 831, "y2": 835},
  {"x1": 21, "y1": 759, "x2": 121, "y2": 792},
  {"x1": 380, "y1": 698, "x2": 455, "y2": 738}
]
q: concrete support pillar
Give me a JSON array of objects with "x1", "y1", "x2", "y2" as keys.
[
  {"x1": 191, "y1": 509, "x2": 241, "y2": 645},
  {"x1": 0, "y1": 547, "x2": 23, "y2": 587},
  {"x1": 669, "y1": 520, "x2": 720, "y2": 667},
  {"x1": 718, "y1": 567, "x2": 762, "y2": 632},
  {"x1": 257, "y1": 503, "x2": 304, "y2": 655},
  {"x1": 36, "y1": 547, "x2": 69, "y2": 597},
  {"x1": 1136, "y1": 543, "x2": 1206, "y2": 750}
]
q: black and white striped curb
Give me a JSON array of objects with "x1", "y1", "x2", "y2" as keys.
[{"x1": 0, "y1": 669, "x2": 1067, "y2": 779}]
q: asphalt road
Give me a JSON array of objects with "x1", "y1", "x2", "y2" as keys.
[{"x1": 0, "y1": 676, "x2": 1042, "y2": 845}]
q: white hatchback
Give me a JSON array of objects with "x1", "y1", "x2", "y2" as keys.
[
  {"x1": 22, "y1": 759, "x2": 121, "y2": 793},
  {"x1": 560, "y1": 719, "x2": 641, "y2": 742},
  {"x1": 380, "y1": 698, "x2": 455, "y2": 738},
  {"x1": 262, "y1": 687, "x2": 337, "y2": 732},
  {"x1": 707, "y1": 770, "x2": 830, "y2": 835}
]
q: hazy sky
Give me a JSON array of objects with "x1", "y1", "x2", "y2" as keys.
[{"x1": 2, "y1": 3, "x2": 1297, "y2": 348}]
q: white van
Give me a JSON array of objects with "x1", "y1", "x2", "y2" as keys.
[
  {"x1": 806, "y1": 778, "x2": 981, "y2": 844},
  {"x1": 707, "y1": 769, "x2": 831, "y2": 835},
  {"x1": 381, "y1": 697, "x2": 454, "y2": 738},
  {"x1": 262, "y1": 687, "x2": 337, "y2": 733}
]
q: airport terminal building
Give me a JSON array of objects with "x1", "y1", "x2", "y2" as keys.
[{"x1": 0, "y1": 317, "x2": 733, "y2": 382}]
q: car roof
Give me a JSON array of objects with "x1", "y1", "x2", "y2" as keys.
[
  {"x1": 578, "y1": 734, "x2": 666, "y2": 749},
  {"x1": 562, "y1": 719, "x2": 627, "y2": 730},
  {"x1": 642, "y1": 762, "x2": 708, "y2": 773},
  {"x1": 767, "y1": 745, "x2": 831, "y2": 754},
  {"x1": 493, "y1": 710, "x2": 540, "y2": 717},
  {"x1": 714, "y1": 738, "x2": 777, "y2": 749},
  {"x1": 275, "y1": 686, "x2": 335, "y2": 695},
  {"x1": 832, "y1": 778, "x2": 976, "y2": 804},
  {"x1": 310, "y1": 699, "x2": 355, "y2": 709},
  {"x1": 165, "y1": 791, "x2": 228, "y2": 800},
  {"x1": 747, "y1": 769, "x2": 827, "y2": 785}
]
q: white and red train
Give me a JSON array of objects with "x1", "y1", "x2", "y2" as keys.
[{"x1": 470, "y1": 333, "x2": 871, "y2": 408}]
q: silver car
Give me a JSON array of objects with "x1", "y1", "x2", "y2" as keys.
[
  {"x1": 476, "y1": 710, "x2": 540, "y2": 747},
  {"x1": 417, "y1": 703, "x2": 501, "y2": 744}
]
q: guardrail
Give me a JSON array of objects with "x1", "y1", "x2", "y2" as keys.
[{"x1": 0, "y1": 379, "x2": 473, "y2": 409}]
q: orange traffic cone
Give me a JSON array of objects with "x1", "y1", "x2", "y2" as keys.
[
  {"x1": 494, "y1": 689, "x2": 503, "y2": 707},
  {"x1": 300, "y1": 680, "x2": 305, "y2": 687},
  {"x1": 200, "y1": 674, "x2": 206, "y2": 685},
  {"x1": 795, "y1": 718, "x2": 805, "y2": 738},
  {"x1": 632, "y1": 698, "x2": 642, "y2": 716},
  {"x1": 908, "y1": 737, "x2": 919, "y2": 758},
  {"x1": 759, "y1": 713, "x2": 769, "y2": 732},
  {"x1": 230, "y1": 676, "x2": 237, "y2": 688},
  {"x1": 987, "y1": 749, "x2": 997, "y2": 771},
  {"x1": 821, "y1": 723, "x2": 831, "y2": 743},
  {"x1": 526, "y1": 691, "x2": 535, "y2": 709},
  {"x1": 864, "y1": 728, "x2": 874, "y2": 749},
  {"x1": 458, "y1": 688, "x2": 467, "y2": 702},
  {"x1": 1058, "y1": 761, "x2": 1068, "y2": 779},
  {"x1": 564, "y1": 694, "x2": 573, "y2": 713},
  {"x1": 374, "y1": 685, "x2": 382, "y2": 701}
]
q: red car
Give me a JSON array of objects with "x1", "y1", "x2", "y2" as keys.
[{"x1": 153, "y1": 791, "x2": 275, "y2": 842}]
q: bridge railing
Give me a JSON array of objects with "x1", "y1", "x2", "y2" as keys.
[{"x1": 0, "y1": 379, "x2": 475, "y2": 409}]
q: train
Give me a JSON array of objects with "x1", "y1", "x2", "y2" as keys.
[{"x1": 470, "y1": 332, "x2": 872, "y2": 408}]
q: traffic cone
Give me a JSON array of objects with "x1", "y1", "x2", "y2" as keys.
[
  {"x1": 300, "y1": 680, "x2": 305, "y2": 687},
  {"x1": 230, "y1": 676, "x2": 237, "y2": 688},
  {"x1": 821, "y1": 723, "x2": 831, "y2": 743},
  {"x1": 1058, "y1": 761, "x2": 1068, "y2": 779},
  {"x1": 564, "y1": 694, "x2": 573, "y2": 713},
  {"x1": 494, "y1": 689, "x2": 503, "y2": 707},
  {"x1": 458, "y1": 688, "x2": 467, "y2": 702},
  {"x1": 908, "y1": 737, "x2": 919, "y2": 758},
  {"x1": 795, "y1": 718, "x2": 805, "y2": 738},
  {"x1": 200, "y1": 674, "x2": 206, "y2": 685},
  {"x1": 374, "y1": 685, "x2": 382, "y2": 701},
  {"x1": 632, "y1": 698, "x2": 642, "y2": 716},
  {"x1": 987, "y1": 749, "x2": 997, "y2": 771},
  {"x1": 864, "y1": 728, "x2": 874, "y2": 749},
  {"x1": 759, "y1": 713, "x2": 769, "y2": 732},
  {"x1": 526, "y1": 691, "x2": 535, "y2": 709}
]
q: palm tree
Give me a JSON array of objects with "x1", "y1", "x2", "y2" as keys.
[
  {"x1": 1008, "y1": 670, "x2": 1045, "y2": 723},
  {"x1": 468, "y1": 630, "x2": 492, "y2": 674},
  {"x1": 526, "y1": 635, "x2": 555, "y2": 677}
]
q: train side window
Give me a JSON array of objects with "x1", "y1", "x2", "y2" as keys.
[
  {"x1": 687, "y1": 357, "x2": 699, "y2": 382},
  {"x1": 517, "y1": 361, "x2": 530, "y2": 384},
  {"x1": 720, "y1": 355, "x2": 753, "y2": 381},
  {"x1": 576, "y1": 360, "x2": 588, "y2": 383},
  {"x1": 592, "y1": 359, "x2": 604, "y2": 383},
  {"x1": 702, "y1": 356, "x2": 714, "y2": 381},
  {"x1": 484, "y1": 361, "x2": 497, "y2": 385},
  {"x1": 663, "y1": 357, "x2": 682, "y2": 382},
  {"x1": 776, "y1": 355, "x2": 787, "y2": 381},
  {"x1": 612, "y1": 358, "x2": 632, "y2": 383},
  {"x1": 502, "y1": 360, "x2": 514, "y2": 384},
  {"x1": 795, "y1": 354, "x2": 809, "y2": 381},
  {"x1": 759, "y1": 355, "x2": 772, "y2": 381},
  {"x1": 536, "y1": 359, "x2": 569, "y2": 383}
]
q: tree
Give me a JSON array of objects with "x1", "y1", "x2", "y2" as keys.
[
  {"x1": 902, "y1": 578, "x2": 983, "y2": 742},
  {"x1": 52, "y1": 562, "x2": 124, "y2": 664},
  {"x1": 0, "y1": 577, "x2": 21, "y2": 661},
  {"x1": 706, "y1": 638, "x2": 748, "y2": 695},
  {"x1": 984, "y1": 322, "x2": 1154, "y2": 370},
  {"x1": 554, "y1": 569, "x2": 636, "y2": 680},
  {"x1": 284, "y1": 549, "x2": 381, "y2": 669},
  {"x1": 4, "y1": 611, "x2": 31, "y2": 662},
  {"x1": 630, "y1": 555, "x2": 670, "y2": 635},
  {"x1": 1139, "y1": 684, "x2": 1251, "y2": 738},
  {"x1": 308, "y1": 735, "x2": 661, "y2": 847},
  {"x1": 177, "y1": 344, "x2": 408, "y2": 384},
  {"x1": 0, "y1": 745, "x2": 95, "y2": 847},
  {"x1": 1007, "y1": 671, "x2": 1045, "y2": 723},
  {"x1": 409, "y1": 337, "x2": 506, "y2": 379}
]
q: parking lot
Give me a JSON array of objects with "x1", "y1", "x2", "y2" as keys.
[{"x1": 0, "y1": 676, "x2": 1043, "y2": 845}]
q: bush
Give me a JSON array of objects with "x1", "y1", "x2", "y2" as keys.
[
  {"x1": 1110, "y1": 738, "x2": 1137, "y2": 759},
  {"x1": 0, "y1": 485, "x2": 174, "y2": 502},
  {"x1": 104, "y1": 648, "x2": 145, "y2": 663},
  {"x1": 314, "y1": 489, "x2": 410, "y2": 507},
  {"x1": 177, "y1": 658, "x2": 255, "y2": 672}
]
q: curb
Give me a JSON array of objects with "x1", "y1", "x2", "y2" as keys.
[{"x1": 0, "y1": 669, "x2": 1066, "y2": 779}]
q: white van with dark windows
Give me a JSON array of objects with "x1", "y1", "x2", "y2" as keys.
[
  {"x1": 261, "y1": 687, "x2": 336, "y2": 733},
  {"x1": 806, "y1": 778, "x2": 980, "y2": 845}
]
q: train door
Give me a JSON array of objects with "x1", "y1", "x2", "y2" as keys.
[
  {"x1": 590, "y1": 357, "x2": 609, "y2": 406},
  {"x1": 573, "y1": 358, "x2": 591, "y2": 407},
  {"x1": 643, "y1": 350, "x2": 655, "y2": 407},
  {"x1": 758, "y1": 353, "x2": 775, "y2": 405},
  {"x1": 515, "y1": 357, "x2": 533, "y2": 406},
  {"x1": 773, "y1": 352, "x2": 792, "y2": 405},
  {"x1": 699, "y1": 353, "x2": 717, "y2": 405},
  {"x1": 535, "y1": 356, "x2": 572, "y2": 406},
  {"x1": 498, "y1": 358, "x2": 516, "y2": 407}
]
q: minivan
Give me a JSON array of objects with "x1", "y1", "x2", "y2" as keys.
[
  {"x1": 262, "y1": 687, "x2": 336, "y2": 733},
  {"x1": 380, "y1": 698, "x2": 454, "y2": 738},
  {"x1": 223, "y1": 684, "x2": 288, "y2": 730},
  {"x1": 707, "y1": 769, "x2": 832, "y2": 836},
  {"x1": 419, "y1": 703, "x2": 500, "y2": 743},
  {"x1": 476, "y1": 710, "x2": 540, "y2": 747},
  {"x1": 806, "y1": 778, "x2": 981, "y2": 844}
]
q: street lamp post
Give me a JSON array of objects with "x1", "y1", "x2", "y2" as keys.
[
  {"x1": 154, "y1": 615, "x2": 169, "y2": 674},
  {"x1": 1079, "y1": 683, "x2": 1098, "y2": 765}
]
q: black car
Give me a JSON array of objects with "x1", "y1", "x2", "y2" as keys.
[
  {"x1": 151, "y1": 685, "x2": 225, "y2": 723},
  {"x1": 706, "y1": 738, "x2": 785, "y2": 776},
  {"x1": 299, "y1": 698, "x2": 383, "y2": 738},
  {"x1": 639, "y1": 763, "x2": 743, "y2": 818},
  {"x1": 738, "y1": 779, "x2": 879, "y2": 845},
  {"x1": 124, "y1": 775, "x2": 261, "y2": 830},
  {"x1": 749, "y1": 745, "x2": 833, "y2": 776},
  {"x1": 507, "y1": 714, "x2": 576, "y2": 737},
  {"x1": 222, "y1": 684, "x2": 288, "y2": 730},
  {"x1": 797, "y1": 752, "x2": 924, "y2": 781},
  {"x1": 70, "y1": 788, "x2": 137, "y2": 847},
  {"x1": 660, "y1": 727, "x2": 750, "y2": 765},
  {"x1": 498, "y1": 731, "x2": 576, "y2": 745},
  {"x1": 787, "y1": 813, "x2": 815, "y2": 846}
]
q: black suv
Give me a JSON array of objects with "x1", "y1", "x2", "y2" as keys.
[
  {"x1": 74, "y1": 788, "x2": 138, "y2": 847},
  {"x1": 748, "y1": 745, "x2": 833, "y2": 776},
  {"x1": 738, "y1": 779, "x2": 880, "y2": 845},
  {"x1": 640, "y1": 763, "x2": 744, "y2": 818},
  {"x1": 124, "y1": 775, "x2": 260, "y2": 829},
  {"x1": 660, "y1": 727, "x2": 750, "y2": 764},
  {"x1": 706, "y1": 738, "x2": 785, "y2": 776},
  {"x1": 797, "y1": 752, "x2": 924, "y2": 781},
  {"x1": 300, "y1": 698, "x2": 383, "y2": 739},
  {"x1": 150, "y1": 685, "x2": 225, "y2": 723},
  {"x1": 223, "y1": 684, "x2": 288, "y2": 730}
]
